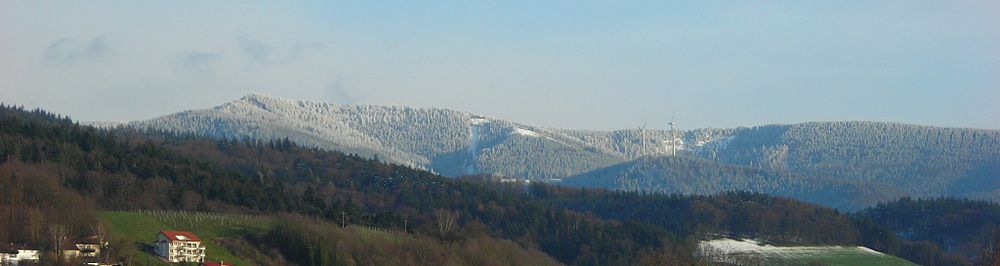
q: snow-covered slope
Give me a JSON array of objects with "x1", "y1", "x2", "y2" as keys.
[
  {"x1": 124, "y1": 94, "x2": 720, "y2": 178},
  {"x1": 698, "y1": 238, "x2": 916, "y2": 265},
  {"x1": 110, "y1": 94, "x2": 1000, "y2": 211}
]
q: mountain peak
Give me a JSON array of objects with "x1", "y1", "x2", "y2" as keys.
[{"x1": 239, "y1": 92, "x2": 296, "y2": 103}]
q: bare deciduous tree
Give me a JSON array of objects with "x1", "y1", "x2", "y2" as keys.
[
  {"x1": 434, "y1": 209, "x2": 459, "y2": 236},
  {"x1": 26, "y1": 207, "x2": 43, "y2": 243},
  {"x1": 92, "y1": 223, "x2": 109, "y2": 263},
  {"x1": 48, "y1": 224, "x2": 69, "y2": 260}
]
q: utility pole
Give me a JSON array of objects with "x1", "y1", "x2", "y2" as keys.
[{"x1": 341, "y1": 211, "x2": 346, "y2": 228}]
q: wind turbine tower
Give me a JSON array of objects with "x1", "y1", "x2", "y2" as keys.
[
  {"x1": 638, "y1": 123, "x2": 648, "y2": 158},
  {"x1": 668, "y1": 119, "x2": 678, "y2": 156}
]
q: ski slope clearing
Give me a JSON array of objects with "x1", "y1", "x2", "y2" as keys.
[
  {"x1": 511, "y1": 127, "x2": 539, "y2": 137},
  {"x1": 698, "y1": 238, "x2": 917, "y2": 266}
]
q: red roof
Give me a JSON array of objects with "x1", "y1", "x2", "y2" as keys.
[
  {"x1": 202, "y1": 262, "x2": 234, "y2": 266},
  {"x1": 159, "y1": 230, "x2": 201, "y2": 242}
]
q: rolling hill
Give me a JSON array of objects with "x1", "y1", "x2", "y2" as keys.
[
  {"x1": 695, "y1": 122, "x2": 1000, "y2": 200},
  {"x1": 107, "y1": 94, "x2": 1000, "y2": 210}
]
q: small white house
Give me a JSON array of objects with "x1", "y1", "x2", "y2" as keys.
[
  {"x1": 0, "y1": 244, "x2": 40, "y2": 266},
  {"x1": 155, "y1": 231, "x2": 206, "y2": 263},
  {"x1": 0, "y1": 247, "x2": 15, "y2": 265},
  {"x1": 76, "y1": 237, "x2": 103, "y2": 258},
  {"x1": 15, "y1": 248, "x2": 39, "y2": 264},
  {"x1": 61, "y1": 242, "x2": 81, "y2": 259}
]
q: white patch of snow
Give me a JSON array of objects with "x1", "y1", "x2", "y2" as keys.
[
  {"x1": 857, "y1": 246, "x2": 884, "y2": 255},
  {"x1": 698, "y1": 238, "x2": 887, "y2": 262},
  {"x1": 545, "y1": 136, "x2": 573, "y2": 147},
  {"x1": 467, "y1": 117, "x2": 488, "y2": 174},
  {"x1": 511, "y1": 128, "x2": 539, "y2": 137},
  {"x1": 470, "y1": 117, "x2": 489, "y2": 125},
  {"x1": 699, "y1": 238, "x2": 769, "y2": 254}
]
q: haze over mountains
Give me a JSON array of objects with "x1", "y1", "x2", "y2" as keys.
[{"x1": 110, "y1": 94, "x2": 1000, "y2": 210}]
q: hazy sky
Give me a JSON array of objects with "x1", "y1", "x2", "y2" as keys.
[{"x1": 1, "y1": 1, "x2": 998, "y2": 130}]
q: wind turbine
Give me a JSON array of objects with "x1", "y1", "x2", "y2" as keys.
[
  {"x1": 668, "y1": 118, "x2": 678, "y2": 156},
  {"x1": 638, "y1": 123, "x2": 648, "y2": 158}
]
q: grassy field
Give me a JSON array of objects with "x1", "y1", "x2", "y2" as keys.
[
  {"x1": 700, "y1": 238, "x2": 918, "y2": 266},
  {"x1": 102, "y1": 211, "x2": 274, "y2": 266},
  {"x1": 767, "y1": 247, "x2": 918, "y2": 266}
]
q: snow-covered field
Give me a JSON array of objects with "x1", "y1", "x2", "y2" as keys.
[
  {"x1": 700, "y1": 238, "x2": 886, "y2": 257},
  {"x1": 698, "y1": 238, "x2": 916, "y2": 266}
]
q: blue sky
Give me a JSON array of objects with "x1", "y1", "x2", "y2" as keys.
[{"x1": 1, "y1": 1, "x2": 997, "y2": 129}]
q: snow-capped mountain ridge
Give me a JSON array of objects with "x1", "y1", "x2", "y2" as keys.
[
  {"x1": 123, "y1": 94, "x2": 720, "y2": 179},
  {"x1": 114, "y1": 94, "x2": 1000, "y2": 210}
]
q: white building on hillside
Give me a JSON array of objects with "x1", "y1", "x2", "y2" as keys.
[{"x1": 155, "y1": 230, "x2": 205, "y2": 263}]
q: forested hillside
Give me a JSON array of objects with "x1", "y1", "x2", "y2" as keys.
[
  {"x1": 857, "y1": 197, "x2": 1000, "y2": 264},
  {"x1": 0, "y1": 104, "x2": 691, "y2": 265},
  {"x1": 113, "y1": 95, "x2": 1000, "y2": 212},
  {"x1": 118, "y1": 94, "x2": 743, "y2": 180},
  {"x1": 563, "y1": 156, "x2": 905, "y2": 210},
  {"x1": 531, "y1": 187, "x2": 975, "y2": 266},
  {"x1": 120, "y1": 94, "x2": 638, "y2": 179},
  {"x1": 698, "y1": 122, "x2": 1000, "y2": 201},
  {"x1": 1, "y1": 104, "x2": 966, "y2": 265}
]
